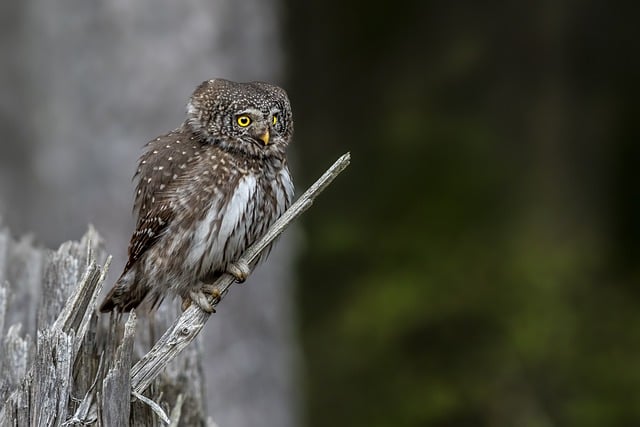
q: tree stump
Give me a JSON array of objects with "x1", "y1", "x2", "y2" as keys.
[{"x1": 0, "y1": 224, "x2": 209, "y2": 426}]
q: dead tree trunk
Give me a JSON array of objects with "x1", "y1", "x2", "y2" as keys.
[{"x1": 0, "y1": 225, "x2": 209, "y2": 426}]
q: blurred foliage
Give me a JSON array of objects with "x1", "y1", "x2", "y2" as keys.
[{"x1": 286, "y1": 1, "x2": 640, "y2": 426}]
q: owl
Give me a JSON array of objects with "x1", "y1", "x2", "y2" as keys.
[{"x1": 99, "y1": 79, "x2": 294, "y2": 313}]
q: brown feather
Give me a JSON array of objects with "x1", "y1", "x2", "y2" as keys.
[{"x1": 99, "y1": 79, "x2": 294, "y2": 313}]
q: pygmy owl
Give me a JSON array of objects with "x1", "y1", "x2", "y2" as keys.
[{"x1": 100, "y1": 79, "x2": 294, "y2": 313}]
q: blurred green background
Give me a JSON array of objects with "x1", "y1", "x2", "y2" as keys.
[{"x1": 286, "y1": 1, "x2": 640, "y2": 426}]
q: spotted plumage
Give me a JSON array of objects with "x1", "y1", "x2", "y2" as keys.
[{"x1": 100, "y1": 79, "x2": 294, "y2": 313}]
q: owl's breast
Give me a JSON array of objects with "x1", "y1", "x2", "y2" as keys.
[{"x1": 186, "y1": 165, "x2": 292, "y2": 280}]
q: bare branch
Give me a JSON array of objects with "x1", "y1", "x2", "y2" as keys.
[{"x1": 130, "y1": 152, "x2": 351, "y2": 394}]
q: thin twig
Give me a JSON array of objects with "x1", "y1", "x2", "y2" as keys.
[{"x1": 130, "y1": 152, "x2": 351, "y2": 394}]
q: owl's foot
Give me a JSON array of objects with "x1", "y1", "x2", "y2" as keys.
[
  {"x1": 181, "y1": 284, "x2": 222, "y2": 313},
  {"x1": 227, "y1": 260, "x2": 251, "y2": 283}
]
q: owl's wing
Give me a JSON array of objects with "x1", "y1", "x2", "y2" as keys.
[
  {"x1": 124, "y1": 205, "x2": 174, "y2": 273},
  {"x1": 123, "y1": 129, "x2": 198, "y2": 273}
]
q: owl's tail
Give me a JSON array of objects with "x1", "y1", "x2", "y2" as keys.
[{"x1": 99, "y1": 270, "x2": 149, "y2": 313}]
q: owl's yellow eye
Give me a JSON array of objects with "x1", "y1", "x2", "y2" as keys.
[
  {"x1": 237, "y1": 115, "x2": 251, "y2": 127},
  {"x1": 272, "y1": 115, "x2": 278, "y2": 125}
]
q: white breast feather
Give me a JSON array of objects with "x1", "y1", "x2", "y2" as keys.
[
  {"x1": 189, "y1": 175, "x2": 257, "y2": 270},
  {"x1": 278, "y1": 168, "x2": 294, "y2": 210},
  {"x1": 218, "y1": 175, "x2": 257, "y2": 244}
]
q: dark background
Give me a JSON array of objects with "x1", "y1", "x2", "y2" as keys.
[{"x1": 286, "y1": 1, "x2": 640, "y2": 426}]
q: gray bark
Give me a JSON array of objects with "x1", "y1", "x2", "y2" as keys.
[
  {"x1": 0, "y1": 1, "x2": 296, "y2": 426},
  {"x1": 0, "y1": 226, "x2": 207, "y2": 425}
]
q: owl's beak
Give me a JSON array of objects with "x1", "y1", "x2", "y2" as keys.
[{"x1": 258, "y1": 129, "x2": 270, "y2": 145}]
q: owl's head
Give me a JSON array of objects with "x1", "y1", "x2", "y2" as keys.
[{"x1": 186, "y1": 79, "x2": 293, "y2": 158}]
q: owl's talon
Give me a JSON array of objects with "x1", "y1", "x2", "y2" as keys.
[
  {"x1": 227, "y1": 260, "x2": 251, "y2": 283},
  {"x1": 183, "y1": 290, "x2": 216, "y2": 313},
  {"x1": 201, "y1": 283, "x2": 222, "y2": 299}
]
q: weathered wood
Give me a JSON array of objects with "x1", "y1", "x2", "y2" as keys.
[
  {"x1": 0, "y1": 225, "x2": 207, "y2": 426},
  {"x1": 0, "y1": 227, "x2": 109, "y2": 426},
  {"x1": 101, "y1": 312, "x2": 136, "y2": 427}
]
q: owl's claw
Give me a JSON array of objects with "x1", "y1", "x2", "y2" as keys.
[
  {"x1": 181, "y1": 284, "x2": 222, "y2": 313},
  {"x1": 227, "y1": 260, "x2": 251, "y2": 283}
]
